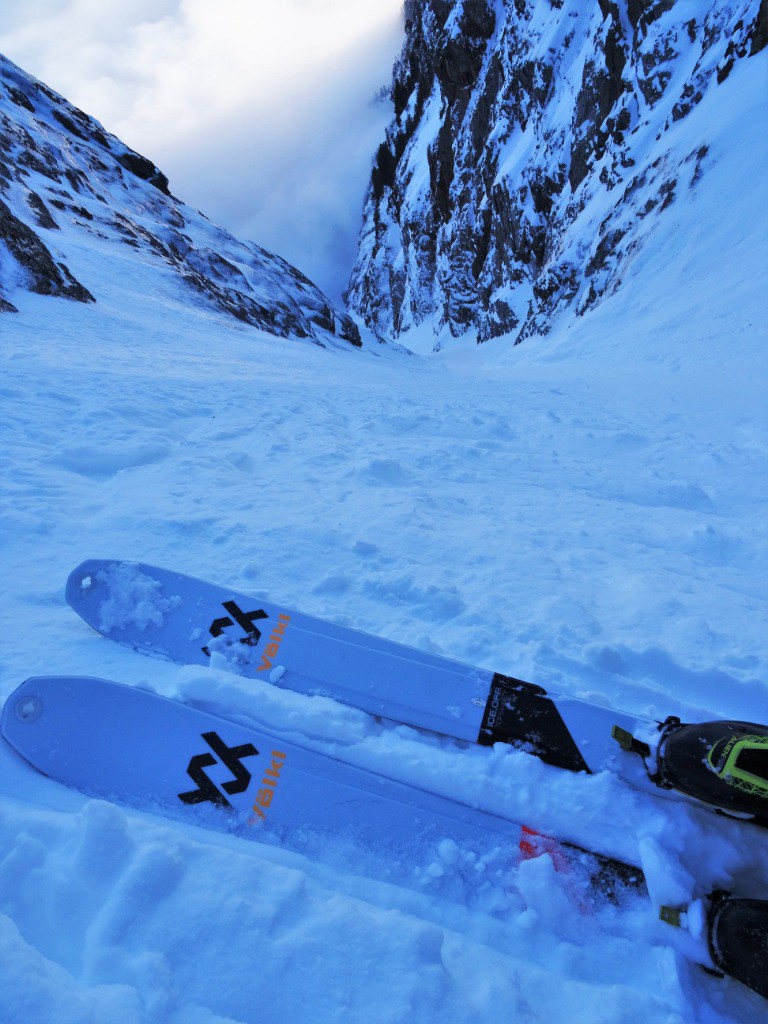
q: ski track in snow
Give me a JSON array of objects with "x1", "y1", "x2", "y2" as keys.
[{"x1": 1, "y1": 52, "x2": 768, "y2": 1024}]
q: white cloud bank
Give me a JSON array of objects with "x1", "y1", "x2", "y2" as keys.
[{"x1": 0, "y1": 0, "x2": 404, "y2": 301}]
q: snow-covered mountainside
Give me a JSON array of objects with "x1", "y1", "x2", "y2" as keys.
[
  {"x1": 348, "y1": 0, "x2": 767, "y2": 347},
  {"x1": 0, "y1": 54, "x2": 363, "y2": 348},
  {"x1": 0, "y1": 15, "x2": 767, "y2": 1024}
]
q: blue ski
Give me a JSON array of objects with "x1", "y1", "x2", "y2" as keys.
[
  {"x1": 1, "y1": 675, "x2": 641, "y2": 901},
  {"x1": 65, "y1": 560, "x2": 768, "y2": 822}
]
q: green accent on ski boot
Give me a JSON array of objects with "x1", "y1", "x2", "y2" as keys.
[
  {"x1": 658, "y1": 720, "x2": 768, "y2": 817},
  {"x1": 611, "y1": 725, "x2": 651, "y2": 758},
  {"x1": 659, "y1": 905, "x2": 683, "y2": 927},
  {"x1": 705, "y1": 734, "x2": 768, "y2": 801}
]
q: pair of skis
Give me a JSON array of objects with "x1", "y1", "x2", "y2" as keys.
[
  {"x1": 2, "y1": 559, "x2": 766, "y2": 998},
  {"x1": 59, "y1": 560, "x2": 768, "y2": 825}
]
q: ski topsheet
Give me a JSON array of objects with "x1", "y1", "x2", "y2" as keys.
[
  {"x1": 0, "y1": 675, "x2": 642, "y2": 901},
  {"x1": 66, "y1": 560, "x2": 651, "y2": 779},
  {"x1": 64, "y1": 560, "x2": 768, "y2": 822}
]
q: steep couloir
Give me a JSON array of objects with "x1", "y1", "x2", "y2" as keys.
[{"x1": 347, "y1": 0, "x2": 766, "y2": 348}]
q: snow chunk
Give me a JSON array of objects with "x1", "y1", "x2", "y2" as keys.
[{"x1": 95, "y1": 563, "x2": 181, "y2": 634}]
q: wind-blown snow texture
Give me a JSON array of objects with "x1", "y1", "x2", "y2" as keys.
[
  {"x1": 348, "y1": 0, "x2": 767, "y2": 350},
  {"x1": 1, "y1": 16, "x2": 767, "y2": 1024}
]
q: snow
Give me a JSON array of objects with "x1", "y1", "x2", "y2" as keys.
[
  {"x1": 84, "y1": 564, "x2": 183, "y2": 634},
  {"x1": 1, "y1": 42, "x2": 767, "y2": 1024}
]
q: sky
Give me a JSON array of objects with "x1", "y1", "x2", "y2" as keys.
[{"x1": 0, "y1": 0, "x2": 405, "y2": 303}]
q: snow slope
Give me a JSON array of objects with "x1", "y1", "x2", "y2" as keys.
[{"x1": 1, "y1": 43, "x2": 767, "y2": 1024}]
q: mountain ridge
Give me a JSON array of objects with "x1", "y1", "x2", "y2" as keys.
[{"x1": 0, "y1": 53, "x2": 364, "y2": 349}]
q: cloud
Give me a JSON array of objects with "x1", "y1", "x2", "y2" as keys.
[{"x1": 0, "y1": 0, "x2": 404, "y2": 302}]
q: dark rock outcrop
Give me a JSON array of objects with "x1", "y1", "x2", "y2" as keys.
[{"x1": 0, "y1": 197, "x2": 95, "y2": 302}]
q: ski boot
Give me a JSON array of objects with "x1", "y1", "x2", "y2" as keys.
[
  {"x1": 612, "y1": 718, "x2": 768, "y2": 821},
  {"x1": 661, "y1": 892, "x2": 768, "y2": 999}
]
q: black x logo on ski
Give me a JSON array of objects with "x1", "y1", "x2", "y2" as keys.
[
  {"x1": 178, "y1": 731, "x2": 259, "y2": 808},
  {"x1": 201, "y1": 600, "x2": 268, "y2": 656}
]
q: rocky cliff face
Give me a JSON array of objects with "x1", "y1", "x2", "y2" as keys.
[
  {"x1": 0, "y1": 55, "x2": 362, "y2": 348},
  {"x1": 347, "y1": 0, "x2": 767, "y2": 347}
]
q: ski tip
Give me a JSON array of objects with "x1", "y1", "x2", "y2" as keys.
[
  {"x1": 1, "y1": 676, "x2": 77, "y2": 759},
  {"x1": 66, "y1": 559, "x2": 108, "y2": 608},
  {"x1": 66, "y1": 559, "x2": 145, "y2": 611}
]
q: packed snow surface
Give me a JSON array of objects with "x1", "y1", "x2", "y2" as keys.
[{"x1": 1, "y1": 51, "x2": 767, "y2": 1024}]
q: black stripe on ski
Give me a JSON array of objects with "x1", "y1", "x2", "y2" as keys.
[{"x1": 478, "y1": 674, "x2": 591, "y2": 773}]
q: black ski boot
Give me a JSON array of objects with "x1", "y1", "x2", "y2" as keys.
[
  {"x1": 707, "y1": 892, "x2": 768, "y2": 999},
  {"x1": 613, "y1": 719, "x2": 768, "y2": 819},
  {"x1": 656, "y1": 719, "x2": 768, "y2": 819},
  {"x1": 661, "y1": 893, "x2": 768, "y2": 999}
]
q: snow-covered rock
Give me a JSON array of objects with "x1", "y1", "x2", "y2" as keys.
[
  {"x1": 347, "y1": 0, "x2": 767, "y2": 348},
  {"x1": 0, "y1": 54, "x2": 363, "y2": 348}
]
